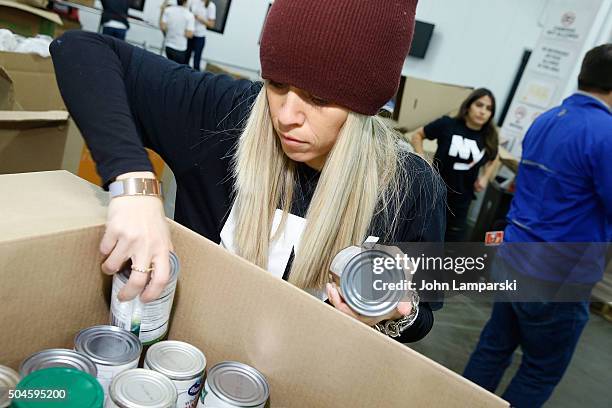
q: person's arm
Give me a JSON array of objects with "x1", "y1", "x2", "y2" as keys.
[
  {"x1": 592, "y1": 129, "x2": 612, "y2": 219},
  {"x1": 206, "y1": 3, "x2": 216, "y2": 28},
  {"x1": 411, "y1": 127, "x2": 426, "y2": 156},
  {"x1": 50, "y1": 31, "x2": 254, "y2": 302},
  {"x1": 159, "y1": 1, "x2": 169, "y2": 29},
  {"x1": 185, "y1": 12, "x2": 195, "y2": 38},
  {"x1": 474, "y1": 155, "x2": 500, "y2": 193}
]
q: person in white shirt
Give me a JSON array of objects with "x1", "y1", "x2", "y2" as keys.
[
  {"x1": 160, "y1": 0, "x2": 195, "y2": 64},
  {"x1": 186, "y1": 0, "x2": 216, "y2": 71}
]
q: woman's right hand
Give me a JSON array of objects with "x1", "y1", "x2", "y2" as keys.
[{"x1": 100, "y1": 172, "x2": 173, "y2": 303}]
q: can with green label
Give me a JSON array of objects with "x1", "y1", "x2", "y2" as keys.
[{"x1": 12, "y1": 367, "x2": 104, "y2": 408}]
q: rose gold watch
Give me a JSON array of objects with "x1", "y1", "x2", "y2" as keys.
[{"x1": 108, "y1": 178, "x2": 163, "y2": 199}]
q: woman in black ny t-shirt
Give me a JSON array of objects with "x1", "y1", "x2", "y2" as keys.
[{"x1": 412, "y1": 88, "x2": 499, "y2": 241}]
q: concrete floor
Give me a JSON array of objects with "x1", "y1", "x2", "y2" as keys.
[{"x1": 411, "y1": 298, "x2": 612, "y2": 408}]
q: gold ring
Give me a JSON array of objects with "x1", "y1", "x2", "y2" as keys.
[{"x1": 131, "y1": 265, "x2": 154, "y2": 274}]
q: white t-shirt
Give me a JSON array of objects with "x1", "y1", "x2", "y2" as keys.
[
  {"x1": 191, "y1": 0, "x2": 216, "y2": 37},
  {"x1": 162, "y1": 6, "x2": 195, "y2": 51}
]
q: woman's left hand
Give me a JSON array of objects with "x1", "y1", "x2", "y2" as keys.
[
  {"x1": 326, "y1": 282, "x2": 412, "y2": 327},
  {"x1": 474, "y1": 176, "x2": 488, "y2": 192}
]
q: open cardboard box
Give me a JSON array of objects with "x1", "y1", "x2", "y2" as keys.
[
  {"x1": 0, "y1": 171, "x2": 509, "y2": 407},
  {"x1": 0, "y1": 52, "x2": 83, "y2": 175},
  {"x1": 396, "y1": 76, "x2": 474, "y2": 132},
  {"x1": 0, "y1": 0, "x2": 62, "y2": 37}
]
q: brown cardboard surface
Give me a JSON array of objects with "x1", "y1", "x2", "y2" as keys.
[
  {"x1": 0, "y1": 171, "x2": 509, "y2": 407},
  {"x1": 397, "y1": 76, "x2": 473, "y2": 132},
  {"x1": 15, "y1": 0, "x2": 49, "y2": 10},
  {"x1": 0, "y1": 53, "x2": 82, "y2": 174},
  {"x1": 0, "y1": 0, "x2": 61, "y2": 24},
  {"x1": 0, "y1": 51, "x2": 64, "y2": 111},
  {"x1": 0, "y1": 0, "x2": 62, "y2": 38},
  {"x1": 0, "y1": 110, "x2": 68, "y2": 122}
]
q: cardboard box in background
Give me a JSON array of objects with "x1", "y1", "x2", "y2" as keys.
[
  {"x1": 14, "y1": 0, "x2": 48, "y2": 9},
  {"x1": 0, "y1": 0, "x2": 62, "y2": 37},
  {"x1": 0, "y1": 51, "x2": 64, "y2": 111},
  {"x1": 396, "y1": 76, "x2": 474, "y2": 132},
  {"x1": 0, "y1": 170, "x2": 509, "y2": 408},
  {"x1": 0, "y1": 53, "x2": 82, "y2": 174}
]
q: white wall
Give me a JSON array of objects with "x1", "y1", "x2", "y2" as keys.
[
  {"x1": 404, "y1": 0, "x2": 549, "y2": 118},
  {"x1": 79, "y1": 0, "x2": 555, "y2": 97}
]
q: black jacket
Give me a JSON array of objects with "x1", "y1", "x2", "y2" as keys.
[{"x1": 50, "y1": 31, "x2": 446, "y2": 343}]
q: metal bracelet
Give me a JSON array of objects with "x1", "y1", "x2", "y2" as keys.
[{"x1": 375, "y1": 291, "x2": 420, "y2": 338}]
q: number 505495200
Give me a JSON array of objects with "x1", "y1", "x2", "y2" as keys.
[{"x1": 9, "y1": 389, "x2": 67, "y2": 400}]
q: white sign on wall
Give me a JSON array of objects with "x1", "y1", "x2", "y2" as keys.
[{"x1": 500, "y1": 0, "x2": 605, "y2": 157}]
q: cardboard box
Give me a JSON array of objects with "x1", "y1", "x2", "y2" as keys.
[
  {"x1": 396, "y1": 76, "x2": 474, "y2": 132},
  {"x1": 14, "y1": 0, "x2": 48, "y2": 9},
  {"x1": 0, "y1": 0, "x2": 62, "y2": 37},
  {"x1": 0, "y1": 51, "x2": 65, "y2": 111},
  {"x1": 0, "y1": 55, "x2": 82, "y2": 174},
  {"x1": 0, "y1": 170, "x2": 509, "y2": 407}
]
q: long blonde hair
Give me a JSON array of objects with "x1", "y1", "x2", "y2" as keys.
[{"x1": 231, "y1": 84, "x2": 410, "y2": 289}]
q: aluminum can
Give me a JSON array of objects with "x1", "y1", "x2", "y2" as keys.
[
  {"x1": 0, "y1": 365, "x2": 20, "y2": 408},
  {"x1": 75, "y1": 325, "x2": 142, "y2": 399},
  {"x1": 110, "y1": 252, "x2": 180, "y2": 345},
  {"x1": 330, "y1": 246, "x2": 406, "y2": 317},
  {"x1": 106, "y1": 368, "x2": 177, "y2": 408},
  {"x1": 19, "y1": 348, "x2": 97, "y2": 378},
  {"x1": 197, "y1": 362, "x2": 269, "y2": 408},
  {"x1": 144, "y1": 340, "x2": 206, "y2": 408}
]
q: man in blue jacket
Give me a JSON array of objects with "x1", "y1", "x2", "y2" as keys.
[{"x1": 464, "y1": 44, "x2": 611, "y2": 408}]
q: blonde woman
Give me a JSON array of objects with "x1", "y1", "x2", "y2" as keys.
[{"x1": 50, "y1": 0, "x2": 445, "y2": 343}]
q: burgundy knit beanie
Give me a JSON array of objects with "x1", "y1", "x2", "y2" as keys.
[{"x1": 260, "y1": 0, "x2": 418, "y2": 116}]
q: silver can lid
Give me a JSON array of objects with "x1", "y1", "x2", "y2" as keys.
[
  {"x1": 145, "y1": 340, "x2": 206, "y2": 381},
  {"x1": 0, "y1": 365, "x2": 20, "y2": 408},
  {"x1": 75, "y1": 325, "x2": 142, "y2": 366},
  {"x1": 340, "y1": 249, "x2": 405, "y2": 317},
  {"x1": 109, "y1": 368, "x2": 177, "y2": 408},
  {"x1": 119, "y1": 251, "x2": 180, "y2": 282},
  {"x1": 19, "y1": 348, "x2": 98, "y2": 378},
  {"x1": 207, "y1": 361, "x2": 269, "y2": 407}
]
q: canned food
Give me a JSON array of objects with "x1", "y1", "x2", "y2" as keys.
[
  {"x1": 0, "y1": 365, "x2": 20, "y2": 408},
  {"x1": 75, "y1": 325, "x2": 142, "y2": 398},
  {"x1": 144, "y1": 341, "x2": 206, "y2": 408},
  {"x1": 107, "y1": 368, "x2": 177, "y2": 408},
  {"x1": 330, "y1": 246, "x2": 406, "y2": 317},
  {"x1": 197, "y1": 362, "x2": 269, "y2": 408},
  {"x1": 13, "y1": 367, "x2": 103, "y2": 408},
  {"x1": 110, "y1": 252, "x2": 180, "y2": 345},
  {"x1": 19, "y1": 349, "x2": 97, "y2": 378}
]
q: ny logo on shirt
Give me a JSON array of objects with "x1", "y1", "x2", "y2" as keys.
[{"x1": 448, "y1": 135, "x2": 485, "y2": 171}]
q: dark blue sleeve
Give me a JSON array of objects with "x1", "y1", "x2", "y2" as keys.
[
  {"x1": 394, "y1": 153, "x2": 447, "y2": 343},
  {"x1": 50, "y1": 31, "x2": 256, "y2": 188},
  {"x1": 423, "y1": 116, "x2": 452, "y2": 140}
]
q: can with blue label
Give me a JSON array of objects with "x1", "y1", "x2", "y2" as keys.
[{"x1": 144, "y1": 341, "x2": 206, "y2": 408}]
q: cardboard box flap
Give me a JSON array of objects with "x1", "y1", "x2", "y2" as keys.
[
  {"x1": 0, "y1": 67, "x2": 15, "y2": 110},
  {"x1": 0, "y1": 171, "x2": 509, "y2": 407},
  {"x1": 0, "y1": 110, "x2": 69, "y2": 128},
  {"x1": 0, "y1": 171, "x2": 107, "y2": 242},
  {"x1": 0, "y1": 0, "x2": 63, "y2": 25}
]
